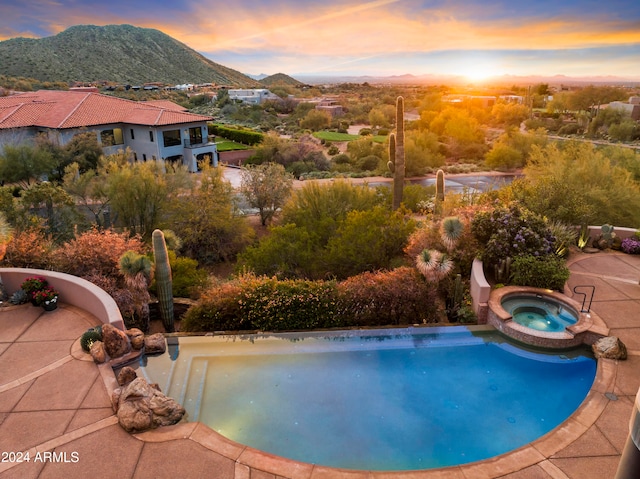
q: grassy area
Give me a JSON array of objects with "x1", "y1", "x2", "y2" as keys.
[
  {"x1": 214, "y1": 137, "x2": 252, "y2": 151},
  {"x1": 372, "y1": 135, "x2": 388, "y2": 143},
  {"x1": 314, "y1": 131, "x2": 360, "y2": 142}
]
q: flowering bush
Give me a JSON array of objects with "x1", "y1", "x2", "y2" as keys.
[
  {"x1": 621, "y1": 237, "x2": 640, "y2": 254},
  {"x1": 20, "y1": 276, "x2": 48, "y2": 294},
  {"x1": 182, "y1": 268, "x2": 440, "y2": 332},
  {"x1": 31, "y1": 286, "x2": 59, "y2": 306},
  {"x1": 471, "y1": 204, "x2": 555, "y2": 268},
  {"x1": 337, "y1": 267, "x2": 437, "y2": 326}
]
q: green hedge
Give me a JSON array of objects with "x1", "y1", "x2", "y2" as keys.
[
  {"x1": 181, "y1": 268, "x2": 438, "y2": 332},
  {"x1": 510, "y1": 255, "x2": 570, "y2": 291},
  {"x1": 209, "y1": 124, "x2": 264, "y2": 146}
]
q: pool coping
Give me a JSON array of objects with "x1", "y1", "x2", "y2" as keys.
[{"x1": 116, "y1": 326, "x2": 615, "y2": 479}]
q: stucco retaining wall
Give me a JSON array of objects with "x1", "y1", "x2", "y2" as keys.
[
  {"x1": 0, "y1": 268, "x2": 124, "y2": 329},
  {"x1": 470, "y1": 259, "x2": 491, "y2": 324}
]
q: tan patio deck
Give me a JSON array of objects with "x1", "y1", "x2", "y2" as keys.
[{"x1": 0, "y1": 250, "x2": 639, "y2": 479}]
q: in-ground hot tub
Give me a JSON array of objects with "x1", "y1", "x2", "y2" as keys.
[
  {"x1": 487, "y1": 286, "x2": 601, "y2": 348},
  {"x1": 503, "y1": 295, "x2": 578, "y2": 332}
]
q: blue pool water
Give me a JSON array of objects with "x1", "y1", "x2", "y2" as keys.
[
  {"x1": 137, "y1": 327, "x2": 596, "y2": 471},
  {"x1": 501, "y1": 295, "x2": 578, "y2": 332}
]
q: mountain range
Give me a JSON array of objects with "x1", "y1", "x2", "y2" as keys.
[
  {"x1": 0, "y1": 24, "x2": 261, "y2": 86},
  {"x1": 1, "y1": 24, "x2": 636, "y2": 88}
]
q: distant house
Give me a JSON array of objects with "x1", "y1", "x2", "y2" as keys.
[
  {"x1": 607, "y1": 97, "x2": 640, "y2": 121},
  {"x1": 0, "y1": 90, "x2": 217, "y2": 172},
  {"x1": 228, "y1": 89, "x2": 280, "y2": 105}
]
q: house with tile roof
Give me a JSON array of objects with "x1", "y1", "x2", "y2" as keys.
[{"x1": 0, "y1": 90, "x2": 217, "y2": 172}]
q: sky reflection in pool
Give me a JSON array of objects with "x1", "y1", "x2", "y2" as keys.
[{"x1": 137, "y1": 326, "x2": 595, "y2": 471}]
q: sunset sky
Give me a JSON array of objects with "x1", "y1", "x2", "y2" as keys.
[{"x1": 3, "y1": 0, "x2": 640, "y2": 81}]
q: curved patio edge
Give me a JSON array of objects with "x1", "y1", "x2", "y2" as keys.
[{"x1": 0, "y1": 267, "x2": 124, "y2": 330}]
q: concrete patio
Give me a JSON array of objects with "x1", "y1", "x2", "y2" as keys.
[{"x1": 0, "y1": 250, "x2": 639, "y2": 479}]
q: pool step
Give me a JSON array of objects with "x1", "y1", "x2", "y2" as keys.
[{"x1": 176, "y1": 357, "x2": 208, "y2": 421}]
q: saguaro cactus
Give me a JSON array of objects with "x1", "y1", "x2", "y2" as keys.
[
  {"x1": 387, "y1": 133, "x2": 396, "y2": 173},
  {"x1": 152, "y1": 229, "x2": 174, "y2": 333},
  {"x1": 435, "y1": 169, "x2": 445, "y2": 214},
  {"x1": 390, "y1": 96, "x2": 405, "y2": 210}
]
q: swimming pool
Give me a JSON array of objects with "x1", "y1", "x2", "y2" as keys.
[{"x1": 137, "y1": 326, "x2": 596, "y2": 471}]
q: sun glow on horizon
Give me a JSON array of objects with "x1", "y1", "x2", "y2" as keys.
[{"x1": 454, "y1": 59, "x2": 503, "y2": 83}]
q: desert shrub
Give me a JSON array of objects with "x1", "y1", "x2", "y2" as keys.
[
  {"x1": 548, "y1": 221, "x2": 578, "y2": 258},
  {"x1": 401, "y1": 184, "x2": 436, "y2": 213},
  {"x1": 404, "y1": 221, "x2": 444, "y2": 259},
  {"x1": 3, "y1": 227, "x2": 56, "y2": 269},
  {"x1": 324, "y1": 206, "x2": 416, "y2": 279},
  {"x1": 81, "y1": 271, "x2": 140, "y2": 326},
  {"x1": 240, "y1": 276, "x2": 340, "y2": 331},
  {"x1": 405, "y1": 211, "x2": 480, "y2": 276},
  {"x1": 80, "y1": 329, "x2": 103, "y2": 352},
  {"x1": 169, "y1": 254, "x2": 209, "y2": 298},
  {"x1": 557, "y1": 123, "x2": 581, "y2": 135},
  {"x1": 332, "y1": 153, "x2": 351, "y2": 165},
  {"x1": 327, "y1": 145, "x2": 340, "y2": 156},
  {"x1": 355, "y1": 155, "x2": 380, "y2": 171},
  {"x1": 337, "y1": 267, "x2": 437, "y2": 325},
  {"x1": 181, "y1": 280, "x2": 246, "y2": 332},
  {"x1": 287, "y1": 161, "x2": 313, "y2": 177},
  {"x1": 510, "y1": 255, "x2": 570, "y2": 290},
  {"x1": 237, "y1": 224, "x2": 317, "y2": 279},
  {"x1": 53, "y1": 228, "x2": 146, "y2": 278},
  {"x1": 511, "y1": 142, "x2": 640, "y2": 227}
]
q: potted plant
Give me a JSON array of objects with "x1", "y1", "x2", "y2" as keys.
[
  {"x1": 32, "y1": 286, "x2": 59, "y2": 311},
  {"x1": 20, "y1": 276, "x2": 49, "y2": 305}
]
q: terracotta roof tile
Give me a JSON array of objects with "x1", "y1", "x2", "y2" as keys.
[{"x1": 0, "y1": 90, "x2": 212, "y2": 130}]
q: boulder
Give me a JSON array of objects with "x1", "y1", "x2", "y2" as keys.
[
  {"x1": 89, "y1": 341, "x2": 108, "y2": 364},
  {"x1": 102, "y1": 324, "x2": 131, "y2": 358},
  {"x1": 117, "y1": 366, "x2": 137, "y2": 386},
  {"x1": 114, "y1": 377, "x2": 185, "y2": 433},
  {"x1": 592, "y1": 336, "x2": 628, "y2": 360},
  {"x1": 144, "y1": 333, "x2": 166, "y2": 355},
  {"x1": 126, "y1": 328, "x2": 145, "y2": 350}
]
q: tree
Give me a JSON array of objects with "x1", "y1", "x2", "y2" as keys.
[
  {"x1": 240, "y1": 163, "x2": 293, "y2": 226},
  {"x1": 19, "y1": 181, "x2": 81, "y2": 241},
  {"x1": 299, "y1": 109, "x2": 331, "y2": 131},
  {"x1": 404, "y1": 129, "x2": 444, "y2": 175},
  {"x1": 166, "y1": 165, "x2": 255, "y2": 264},
  {"x1": 104, "y1": 159, "x2": 190, "y2": 238},
  {"x1": 0, "y1": 144, "x2": 55, "y2": 187},
  {"x1": 63, "y1": 161, "x2": 111, "y2": 228},
  {"x1": 485, "y1": 143, "x2": 523, "y2": 170},
  {"x1": 325, "y1": 206, "x2": 416, "y2": 279},
  {"x1": 491, "y1": 102, "x2": 530, "y2": 128},
  {"x1": 510, "y1": 142, "x2": 640, "y2": 226}
]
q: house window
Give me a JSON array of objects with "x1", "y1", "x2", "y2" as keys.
[
  {"x1": 143, "y1": 154, "x2": 147, "y2": 162},
  {"x1": 162, "y1": 130, "x2": 181, "y2": 147},
  {"x1": 133, "y1": 152, "x2": 138, "y2": 162},
  {"x1": 188, "y1": 126, "x2": 203, "y2": 145},
  {"x1": 130, "y1": 129, "x2": 135, "y2": 140},
  {"x1": 100, "y1": 128, "x2": 124, "y2": 146},
  {"x1": 149, "y1": 131, "x2": 154, "y2": 142}
]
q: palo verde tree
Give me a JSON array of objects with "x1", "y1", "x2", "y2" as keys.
[{"x1": 240, "y1": 162, "x2": 294, "y2": 226}]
